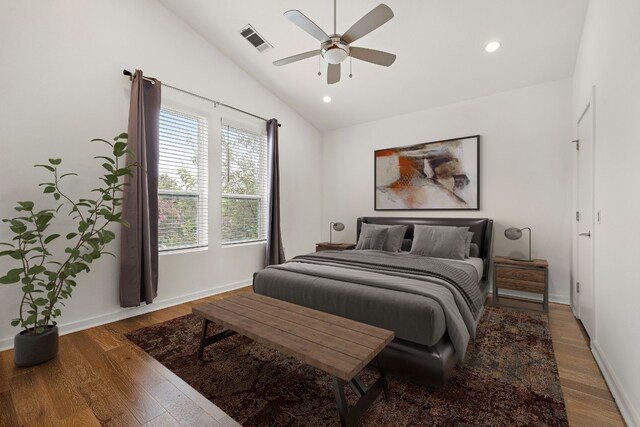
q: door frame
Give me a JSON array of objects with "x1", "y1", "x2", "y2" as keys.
[{"x1": 572, "y1": 85, "x2": 596, "y2": 336}]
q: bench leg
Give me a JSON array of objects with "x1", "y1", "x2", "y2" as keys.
[
  {"x1": 197, "y1": 319, "x2": 236, "y2": 360},
  {"x1": 333, "y1": 377, "x2": 349, "y2": 427},
  {"x1": 332, "y1": 368, "x2": 388, "y2": 427},
  {"x1": 198, "y1": 319, "x2": 210, "y2": 359},
  {"x1": 376, "y1": 356, "x2": 390, "y2": 401},
  {"x1": 349, "y1": 377, "x2": 366, "y2": 398}
]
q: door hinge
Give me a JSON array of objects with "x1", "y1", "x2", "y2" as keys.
[
  {"x1": 576, "y1": 211, "x2": 580, "y2": 221},
  {"x1": 577, "y1": 282, "x2": 580, "y2": 293}
]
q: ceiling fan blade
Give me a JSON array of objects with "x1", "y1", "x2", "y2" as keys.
[
  {"x1": 342, "y1": 4, "x2": 394, "y2": 44},
  {"x1": 327, "y1": 63, "x2": 341, "y2": 84},
  {"x1": 273, "y1": 50, "x2": 321, "y2": 66},
  {"x1": 284, "y1": 10, "x2": 330, "y2": 43},
  {"x1": 350, "y1": 47, "x2": 396, "y2": 66}
]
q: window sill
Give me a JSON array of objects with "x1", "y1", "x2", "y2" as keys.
[
  {"x1": 159, "y1": 246, "x2": 209, "y2": 256},
  {"x1": 221, "y1": 240, "x2": 266, "y2": 249}
]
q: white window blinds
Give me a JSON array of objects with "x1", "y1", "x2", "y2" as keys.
[
  {"x1": 221, "y1": 121, "x2": 268, "y2": 245},
  {"x1": 158, "y1": 107, "x2": 209, "y2": 251}
]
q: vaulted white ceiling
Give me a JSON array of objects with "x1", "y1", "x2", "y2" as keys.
[{"x1": 157, "y1": 0, "x2": 589, "y2": 131}]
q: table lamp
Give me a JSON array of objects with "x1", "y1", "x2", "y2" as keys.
[
  {"x1": 504, "y1": 226, "x2": 533, "y2": 262},
  {"x1": 330, "y1": 222, "x2": 345, "y2": 244}
]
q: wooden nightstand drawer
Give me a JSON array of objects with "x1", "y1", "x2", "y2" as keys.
[
  {"x1": 495, "y1": 276, "x2": 545, "y2": 293},
  {"x1": 495, "y1": 267, "x2": 545, "y2": 283},
  {"x1": 493, "y1": 256, "x2": 549, "y2": 312}
]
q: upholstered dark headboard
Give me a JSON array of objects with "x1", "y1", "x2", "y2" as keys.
[{"x1": 357, "y1": 217, "x2": 494, "y2": 281}]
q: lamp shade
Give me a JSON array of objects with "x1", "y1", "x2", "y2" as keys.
[{"x1": 504, "y1": 227, "x2": 523, "y2": 240}]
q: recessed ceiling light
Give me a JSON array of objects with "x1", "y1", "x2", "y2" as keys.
[
  {"x1": 322, "y1": 95, "x2": 332, "y2": 103},
  {"x1": 485, "y1": 41, "x2": 501, "y2": 53}
]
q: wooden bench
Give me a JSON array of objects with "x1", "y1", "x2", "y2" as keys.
[{"x1": 193, "y1": 293, "x2": 394, "y2": 427}]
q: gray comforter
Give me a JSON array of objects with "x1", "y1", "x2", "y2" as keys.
[{"x1": 253, "y1": 250, "x2": 485, "y2": 359}]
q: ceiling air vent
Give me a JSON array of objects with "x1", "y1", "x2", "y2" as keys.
[{"x1": 240, "y1": 25, "x2": 272, "y2": 52}]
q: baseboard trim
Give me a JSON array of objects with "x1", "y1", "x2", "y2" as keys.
[
  {"x1": 0, "y1": 280, "x2": 251, "y2": 352},
  {"x1": 591, "y1": 340, "x2": 640, "y2": 427}
]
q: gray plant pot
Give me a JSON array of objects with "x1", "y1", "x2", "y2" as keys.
[{"x1": 14, "y1": 325, "x2": 59, "y2": 367}]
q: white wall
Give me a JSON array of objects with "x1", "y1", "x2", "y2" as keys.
[
  {"x1": 0, "y1": 0, "x2": 322, "y2": 350},
  {"x1": 321, "y1": 79, "x2": 573, "y2": 303},
  {"x1": 572, "y1": 1, "x2": 640, "y2": 425}
]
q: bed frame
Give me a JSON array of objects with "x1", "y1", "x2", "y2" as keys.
[{"x1": 357, "y1": 217, "x2": 494, "y2": 387}]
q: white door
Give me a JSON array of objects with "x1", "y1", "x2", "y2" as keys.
[{"x1": 576, "y1": 97, "x2": 595, "y2": 339}]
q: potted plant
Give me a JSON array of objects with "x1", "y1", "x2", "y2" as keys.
[{"x1": 0, "y1": 133, "x2": 133, "y2": 367}]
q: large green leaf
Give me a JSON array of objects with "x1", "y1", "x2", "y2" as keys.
[
  {"x1": 90, "y1": 138, "x2": 113, "y2": 147},
  {"x1": 35, "y1": 164, "x2": 55, "y2": 172},
  {"x1": 95, "y1": 155, "x2": 115, "y2": 164},
  {"x1": 44, "y1": 234, "x2": 60, "y2": 244},
  {"x1": 28, "y1": 265, "x2": 47, "y2": 275},
  {"x1": 0, "y1": 274, "x2": 21, "y2": 284},
  {"x1": 17, "y1": 201, "x2": 34, "y2": 211},
  {"x1": 113, "y1": 142, "x2": 127, "y2": 157}
]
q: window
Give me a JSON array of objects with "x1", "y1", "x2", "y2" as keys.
[
  {"x1": 158, "y1": 107, "x2": 208, "y2": 251},
  {"x1": 221, "y1": 122, "x2": 267, "y2": 245}
]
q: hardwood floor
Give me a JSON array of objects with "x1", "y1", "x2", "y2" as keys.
[
  {"x1": 549, "y1": 304, "x2": 626, "y2": 426},
  {"x1": 0, "y1": 288, "x2": 626, "y2": 426}
]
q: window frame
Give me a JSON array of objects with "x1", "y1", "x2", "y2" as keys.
[
  {"x1": 220, "y1": 121, "x2": 268, "y2": 246},
  {"x1": 157, "y1": 106, "x2": 209, "y2": 253}
]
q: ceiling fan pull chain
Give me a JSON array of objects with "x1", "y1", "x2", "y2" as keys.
[
  {"x1": 349, "y1": 56, "x2": 353, "y2": 78},
  {"x1": 318, "y1": 55, "x2": 322, "y2": 76}
]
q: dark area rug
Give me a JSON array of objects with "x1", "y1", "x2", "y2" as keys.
[{"x1": 126, "y1": 305, "x2": 568, "y2": 426}]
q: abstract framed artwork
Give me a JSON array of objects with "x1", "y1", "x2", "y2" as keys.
[{"x1": 375, "y1": 135, "x2": 480, "y2": 210}]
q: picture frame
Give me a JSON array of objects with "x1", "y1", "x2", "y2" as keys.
[{"x1": 374, "y1": 135, "x2": 480, "y2": 210}]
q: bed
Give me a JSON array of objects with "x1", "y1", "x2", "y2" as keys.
[{"x1": 253, "y1": 217, "x2": 494, "y2": 387}]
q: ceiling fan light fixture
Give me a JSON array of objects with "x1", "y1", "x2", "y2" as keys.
[
  {"x1": 322, "y1": 95, "x2": 332, "y2": 103},
  {"x1": 323, "y1": 46, "x2": 349, "y2": 64}
]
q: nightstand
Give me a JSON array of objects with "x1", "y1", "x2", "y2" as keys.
[
  {"x1": 493, "y1": 256, "x2": 549, "y2": 312},
  {"x1": 315, "y1": 242, "x2": 356, "y2": 252}
]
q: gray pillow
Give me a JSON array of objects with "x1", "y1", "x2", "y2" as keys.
[
  {"x1": 358, "y1": 223, "x2": 407, "y2": 252},
  {"x1": 355, "y1": 226, "x2": 389, "y2": 250},
  {"x1": 383, "y1": 225, "x2": 408, "y2": 252},
  {"x1": 469, "y1": 243, "x2": 480, "y2": 258},
  {"x1": 465, "y1": 232, "x2": 475, "y2": 258},
  {"x1": 410, "y1": 225, "x2": 469, "y2": 260},
  {"x1": 401, "y1": 239, "x2": 413, "y2": 252}
]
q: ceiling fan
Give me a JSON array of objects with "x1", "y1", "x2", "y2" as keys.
[{"x1": 273, "y1": 0, "x2": 396, "y2": 84}]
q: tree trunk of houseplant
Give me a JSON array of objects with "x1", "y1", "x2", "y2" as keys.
[{"x1": 14, "y1": 325, "x2": 59, "y2": 367}]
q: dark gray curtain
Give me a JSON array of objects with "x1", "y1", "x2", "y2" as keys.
[
  {"x1": 119, "y1": 70, "x2": 161, "y2": 307},
  {"x1": 265, "y1": 119, "x2": 286, "y2": 266}
]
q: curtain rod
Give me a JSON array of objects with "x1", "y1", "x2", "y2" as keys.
[{"x1": 122, "y1": 69, "x2": 281, "y2": 127}]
